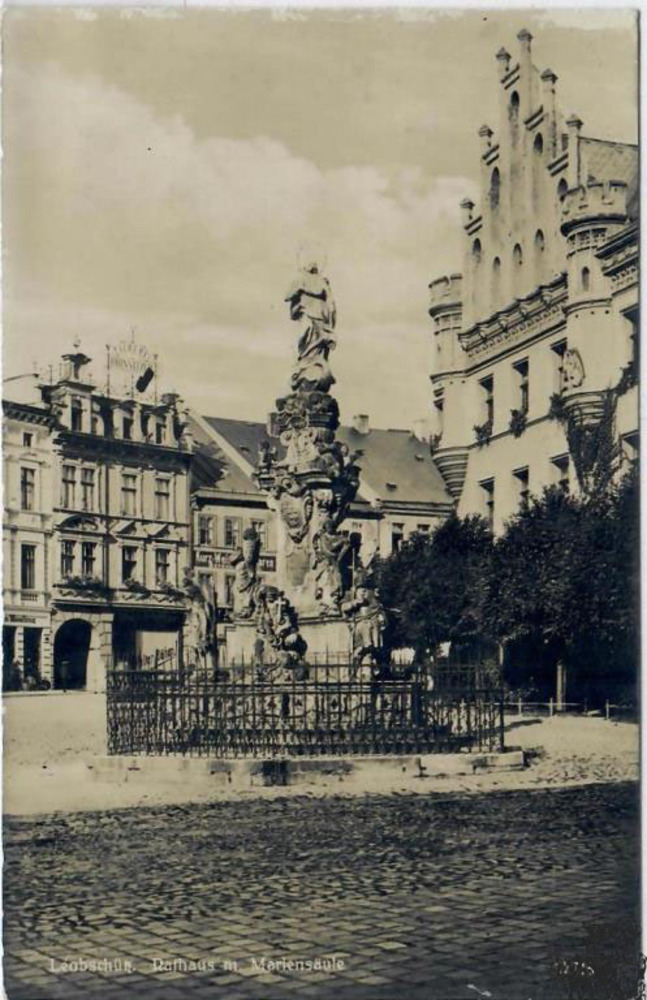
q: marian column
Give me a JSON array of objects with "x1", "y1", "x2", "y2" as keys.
[
  {"x1": 255, "y1": 263, "x2": 361, "y2": 635},
  {"x1": 226, "y1": 261, "x2": 385, "y2": 670}
]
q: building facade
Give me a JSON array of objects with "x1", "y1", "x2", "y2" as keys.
[
  {"x1": 3, "y1": 400, "x2": 56, "y2": 686},
  {"x1": 4, "y1": 345, "x2": 195, "y2": 690},
  {"x1": 428, "y1": 30, "x2": 638, "y2": 532}
]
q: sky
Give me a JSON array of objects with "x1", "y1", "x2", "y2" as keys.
[{"x1": 2, "y1": 7, "x2": 638, "y2": 428}]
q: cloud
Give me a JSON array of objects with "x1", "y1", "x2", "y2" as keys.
[{"x1": 4, "y1": 61, "x2": 475, "y2": 426}]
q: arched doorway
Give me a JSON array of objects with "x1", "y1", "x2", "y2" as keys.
[{"x1": 53, "y1": 620, "x2": 92, "y2": 690}]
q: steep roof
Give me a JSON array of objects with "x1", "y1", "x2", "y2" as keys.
[
  {"x1": 195, "y1": 415, "x2": 452, "y2": 508},
  {"x1": 580, "y1": 137, "x2": 639, "y2": 219}
]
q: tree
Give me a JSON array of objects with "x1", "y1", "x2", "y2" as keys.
[
  {"x1": 486, "y1": 465, "x2": 639, "y2": 705},
  {"x1": 375, "y1": 514, "x2": 493, "y2": 657}
]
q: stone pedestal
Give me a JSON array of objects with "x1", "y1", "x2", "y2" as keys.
[{"x1": 223, "y1": 614, "x2": 353, "y2": 666}]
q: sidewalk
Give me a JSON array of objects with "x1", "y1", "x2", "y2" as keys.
[{"x1": 3, "y1": 693, "x2": 638, "y2": 815}]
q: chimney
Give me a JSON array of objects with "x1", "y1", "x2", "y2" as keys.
[{"x1": 352, "y1": 414, "x2": 370, "y2": 436}]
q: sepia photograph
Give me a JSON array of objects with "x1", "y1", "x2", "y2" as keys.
[{"x1": 1, "y1": 6, "x2": 640, "y2": 999}]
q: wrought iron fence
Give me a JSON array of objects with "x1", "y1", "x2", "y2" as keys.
[{"x1": 106, "y1": 660, "x2": 504, "y2": 758}]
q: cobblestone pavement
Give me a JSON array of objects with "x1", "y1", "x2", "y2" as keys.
[{"x1": 4, "y1": 782, "x2": 640, "y2": 1000}]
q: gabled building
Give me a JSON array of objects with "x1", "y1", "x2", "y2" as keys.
[
  {"x1": 188, "y1": 410, "x2": 453, "y2": 627},
  {"x1": 428, "y1": 29, "x2": 638, "y2": 532},
  {"x1": 4, "y1": 346, "x2": 195, "y2": 690}
]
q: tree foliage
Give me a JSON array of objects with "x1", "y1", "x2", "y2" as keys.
[
  {"x1": 376, "y1": 464, "x2": 639, "y2": 702},
  {"x1": 375, "y1": 514, "x2": 493, "y2": 656}
]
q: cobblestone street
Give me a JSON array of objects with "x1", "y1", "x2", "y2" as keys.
[{"x1": 4, "y1": 781, "x2": 640, "y2": 1000}]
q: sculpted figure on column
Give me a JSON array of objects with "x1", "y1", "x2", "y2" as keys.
[{"x1": 285, "y1": 262, "x2": 337, "y2": 393}]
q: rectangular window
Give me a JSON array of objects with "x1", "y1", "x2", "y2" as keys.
[
  {"x1": 513, "y1": 467, "x2": 530, "y2": 511},
  {"x1": 81, "y1": 542, "x2": 96, "y2": 577},
  {"x1": 123, "y1": 416, "x2": 133, "y2": 440},
  {"x1": 155, "y1": 548, "x2": 170, "y2": 584},
  {"x1": 198, "y1": 515, "x2": 213, "y2": 546},
  {"x1": 62, "y1": 464, "x2": 76, "y2": 508},
  {"x1": 71, "y1": 399, "x2": 83, "y2": 432},
  {"x1": 154, "y1": 477, "x2": 170, "y2": 520},
  {"x1": 122, "y1": 546, "x2": 137, "y2": 583},
  {"x1": 391, "y1": 522, "x2": 404, "y2": 553},
  {"x1": 121, "y1": 474, "x2": 137, "y2": 516},
  {"x1": 250, "y1": 519, "x2": 266, "y2": 549},
  {"x1": 551, "y1": 340, "x2": 567, "y2": 393},
  {"x1": 513, "y1": 358, "x2": 529, "y2": 413},
  {"x1": 417, "y1": 523, "x2": 431, "y2": 534},
  {"x1": 61, "y1": 540, "x2": 75, "y2": 577},
  {"x1": 20, "y1": 467, "x2": 35, "y2": 511},
  {"x1": 155, "y1": 422, "x2": 166, "y2": 445},
  {"x1": 224, "y1": 518, "x2": 241, "y2": 549},
  {"x1": 21, "y1": 544, "x2": 36, "y2": 590},
  {"x1": 480, "y1": 478, "x2": 495, "y2": 529},
  {"x1": 551, "y1": 454, "x2": 570, "y2": 495},
  {"x1": 224, "y1": 574, "x2": 235, "y2": 608},
  {"x1": 479, "y1": 375, "x2": 494, "y2": 426},
  {"x1": 23, "y1": 432, "x2": 33, "y2": 448},
  {"x1": 80, "y1": 468, "x2": 95, "y2": 511}
]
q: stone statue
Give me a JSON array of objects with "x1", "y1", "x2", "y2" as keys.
[
  {"x1": 183, "y1": 568, "x2": 216, "y2": 668},
  {"x1": 258, "y1": 439, "x2": 277, "y2": 473},
  {"x1": 344, "y1": 573, "x2": 386, "y2": 669},
  {"x1": 254, "y1": 584, "x2": 306, "y2": 674},
  {"x1": 285, "y1": 262, "x2": 337, "y2": 392},
  {"x1": 229, "y1": 527, "x2": 261, "y2": 618},
  {"x1": 312, "y1": 519, "x2": 351, "y2": 613}
]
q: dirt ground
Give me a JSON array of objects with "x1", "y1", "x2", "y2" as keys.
[{"x1": 2, "y1": 692, "x2": 639, "y2": 816}]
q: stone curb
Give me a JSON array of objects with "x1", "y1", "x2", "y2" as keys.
[{"x1": 90, "y1": 750, "x2": 525, "y2": 789}]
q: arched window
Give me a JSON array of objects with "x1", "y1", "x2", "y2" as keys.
[
  {"x1": 533, "y1": 133, "x2": 544, "y2": 155},
  {"x1": 510, "y1": 91, "x2": 520, "y2": 119},
  {"x1": 490, "y1": 167, "x2": 501, "y2": 210},
  {"x1": 492, "y1": 257, "x2": 501, "y2": 298},
  {"x1": 472, "y1": 238, "x2": 482, "y2": 263},
  {"x1": 582, "y1": 266, "x2": 590, "y2": 292},
  {"x1": 557, "y1": 177, "x2": 568, "y2": 201},
  {"x1": 534, "y1": 230, "x2": 545, "y2": 253},
  {"x1": 513, "y1": 244, "x2": 523, "y2": 267}
]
